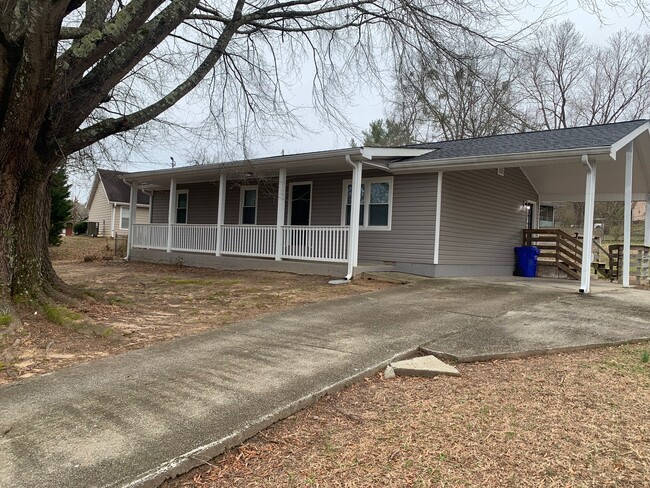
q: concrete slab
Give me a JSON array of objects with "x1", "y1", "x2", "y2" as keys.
[
  {"x1": 0, "y1": 277, "x2": 649, "y2": 488},
  {"x1": 391, "y1": 355, "x2": 460, "y2": 378}
]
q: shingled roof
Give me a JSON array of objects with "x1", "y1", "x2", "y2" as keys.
[
  {"x1": 404, "y1": 119, "x2": 649, "y2": 162},
  {"x1": 98, "y1": 169, "x2": 149, "y2": 205}
]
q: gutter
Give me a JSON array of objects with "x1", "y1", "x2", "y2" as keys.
[{"x1": 389, "y1": 146, "x2": 612, "y2": 173}]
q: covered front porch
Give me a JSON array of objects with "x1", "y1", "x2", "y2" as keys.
[
  {"x1": 131, "y1": 223, "x2": 349, "y2": 262},
  {"x1": 122, "y1": 146, "x2": 430, "y2": 278}
]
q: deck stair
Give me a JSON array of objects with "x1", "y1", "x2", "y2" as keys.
[{"x1": 522, "y1": 229, "x2": 583, "y2": 280}]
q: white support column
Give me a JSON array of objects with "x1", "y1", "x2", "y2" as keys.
[
  {"x1": 275, "y1": 168, "x2": 287, "y2": 261},
  {"x1": 126, "y1": 184, "x2": 138, "y2": 260},
  {"x1": 216, "y1": 173, "x2": 226, "y2": 256},
  {"x1": 623, "y1": 143, "x2": 634, "y2": 287},
  {"x1": 645, "y1": 193, "x2": 650, "y2": 247},
  {"x1": 110, "y1": 204, "x2": 116, "y2": 238},
  {"x1": 580, "y1": 156, "x2": 597, "y2": 293},
  {"x1": 345, "y1": 159, "x2": 362, "y2": 279},
  {"x1": 434, "y1": 172, "x2": 443, "y2": 265},
  {"x1": 166, "y1": 178, "x2": 176, "y2": 253}
]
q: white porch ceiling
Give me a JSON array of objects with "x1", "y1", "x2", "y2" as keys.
[{"x1": 522, "y1": 130, "x2": 650, "y2": 202}]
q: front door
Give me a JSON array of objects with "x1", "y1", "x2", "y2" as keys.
[{"x1": 290, "y1": 183, "x2": 311, "y2": 226}]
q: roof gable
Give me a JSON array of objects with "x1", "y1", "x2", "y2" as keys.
[{"x1": 96, "y1": 169, "x2": 149, "y2": 205}]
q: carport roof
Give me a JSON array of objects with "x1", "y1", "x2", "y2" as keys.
[{"x1": 405, "y1": 119, "x2": 649, "y2": 162}]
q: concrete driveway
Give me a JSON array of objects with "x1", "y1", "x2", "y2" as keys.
[{"x1": 1, "y1": 277, "x2": 649, "y2": 488}]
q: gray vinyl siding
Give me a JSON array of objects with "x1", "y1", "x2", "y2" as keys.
[
  {"x1": 150, "y1": 191, "x2": 170, "y2": 223},
  {"x1": 149, "y1": 171, "x2": 437, "y2": 264},
  {"x1": 438, "y1": 167, "x2": 537, "y2": 266},
  {"x1": 151, "y1": 182, "x2": 220, "y2": 224},
  {"x1": 224, "y1": 181, "x2": 278, "y2": 225},
  {"x1": 358, "y1": 173, "x2": 437, "y2": 264}
]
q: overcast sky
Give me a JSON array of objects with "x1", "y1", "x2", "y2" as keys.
[{"x1": 70, "y1": 1, "x2": 648, "y2": 202}]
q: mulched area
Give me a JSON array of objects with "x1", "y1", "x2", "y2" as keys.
[{"x1": 166, "y1": 342, "x2": 650, "y2": 487}]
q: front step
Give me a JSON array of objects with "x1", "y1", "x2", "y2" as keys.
[{"x1": 592, "y1": 262, "x2": 610, "y2": 280}]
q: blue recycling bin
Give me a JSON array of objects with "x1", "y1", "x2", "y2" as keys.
[{"x1": 514, "y1": 246, "x2": 540, "y2": 277}]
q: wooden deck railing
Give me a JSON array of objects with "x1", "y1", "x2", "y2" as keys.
[
  {"x1": 608, "y1": 245, "x2": 650, "y2": 284},
  {"x1": 522, "y1": 229, "x2": 582, "y2": 280}
]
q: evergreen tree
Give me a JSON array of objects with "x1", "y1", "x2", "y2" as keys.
[
  {"x1": 49, "y1": 167, "x2": 73, "y2": 247},
  {"x1": 362, "y1": 119, "x2": 413, "y2": 146}
]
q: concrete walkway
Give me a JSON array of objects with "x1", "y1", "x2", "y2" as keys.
[{"x1": 1, "y1": 278, "x2": 650, "y2": 488}]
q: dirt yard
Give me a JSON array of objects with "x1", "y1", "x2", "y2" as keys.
[
  {"x1": 167, "y1": 342, "x2": 650, "y2": 488},
  {"x1": 0, "y1": 236, "x2": 391, "y2": 385}
]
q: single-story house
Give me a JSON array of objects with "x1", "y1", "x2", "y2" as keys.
[
  {"x1": 87, "y1": 169, "x2": 150, "y2": 237},
  {"x1": 121, "y1": 120, "x2": 650, "y2": 293}
]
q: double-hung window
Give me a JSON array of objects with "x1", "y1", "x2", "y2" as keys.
[
  {"x1": 341, "y1": 177, "x2": 393, "y2": 230},
  {"x1": 119, "y1": 206, "x2": 130, "y2": 230},
  {"x1": 176, "y1": 190, "x2": 188, "y2": 224},
  {"x1": 240, "y1": 186, "x2": 258, "y2": 224}
]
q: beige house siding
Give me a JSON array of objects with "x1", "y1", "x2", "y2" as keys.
[
  {"x1": 87, "y1": 184, "x2": 113, "y2": 236},
  {"x1": 88, "y1": 182, "x2": 149, "y2": 236}
]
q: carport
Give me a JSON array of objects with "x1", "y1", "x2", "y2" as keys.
[{"x1": 393, "y1": 120, "x2": 650, "y2": 293}]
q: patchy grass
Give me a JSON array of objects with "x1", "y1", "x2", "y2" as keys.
[
  {"x1": 0, "y1": 314, "x2": 12, "y2": 327},
  {"x1": 0, "y1": 256, "x2": 392, "y2": 385},
  {"x1": 41, "y1": 304, "x2": 83, "y2": 327},
  {"x1": 49, "y1": 235, "x2": 122, "y2": 262},
  {"x1": 167, "y1": 342, "x2": 650, "y2": 488}
]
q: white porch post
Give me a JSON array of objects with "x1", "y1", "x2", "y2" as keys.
[
  {"x1": 623, "y1": 143, "x2": 634, "y2": 287},
  {"x1": 126, "y1": 184, "x2": 138, "y2": 260},
  {"x1": 110, "y1": 204, "x2": 116, "y2": 238},
  {"x1": 434, "y1": 172, "x2": 443, "y2": 265},
  {"x1": 166, "y1": 178, "x2": 176, "y2": 253},
  {"x1": 645, "y1": 194, "x2": 650, "y2": 247},
  {"x1": 275, "y1": 168, "x2": 287, "y2": 261},
  {"x1": 216, "y1": 173, "x2": 226, "y2": 256},
  {"x1": 580, "y1": 156, "x2": 597, "y2": 293},
  {"x1": 346, "y1": 160, "x2": 362, "y2": 278}
]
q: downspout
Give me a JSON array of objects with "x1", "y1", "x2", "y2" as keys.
[{"x1": 334, "y1": 155, "x2": 361, "y2": 282}]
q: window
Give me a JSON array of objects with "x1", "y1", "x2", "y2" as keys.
[
  {"x1": 176, "y1": 190, "x2": 188, "y2": 224},
  {"x1": 119, "y1": 206, "x2": 130, "y2": 230},
  {"x1": 240, "y1": 186, "x2": 257, "y2": 224},
  {"x1": 345, "y1": 183, "x2": 365, "y2": 226},
  {"x1": 341, "y1": 177, "x2": 393, "y2": 230}
]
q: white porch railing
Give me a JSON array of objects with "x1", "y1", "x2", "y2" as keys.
[
  {"x1": 221, "y1": 224, "x2": 277, "y2": 258},
  {"x1": 282, "y1": 225, "x2": 349, "y2": 262},
  {"x1": 132, "y1": 224, "x2": 349, "y2": 262},
  {"x1": 170, "y1": 224, "x2": 219, "y2": 254},
  {"x1": 132, "y1": 224, "x2": 168, "y2": 250}
]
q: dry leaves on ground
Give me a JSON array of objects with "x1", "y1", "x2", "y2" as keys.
[{"x1": 166, "y1": 343, "x2": 650, "y2": 488}]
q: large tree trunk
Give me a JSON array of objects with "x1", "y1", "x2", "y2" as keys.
[{"x1": 0, "y1": 152, "x2": 68, "y2": 320}]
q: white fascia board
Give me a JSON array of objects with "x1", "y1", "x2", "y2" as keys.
[
  {"x1": 360, "y1": 147, "x2": 433, "y2": 159},
  {"x1": 610, "y1": 122, "x2": 650, "y2": 159},
  {"x1": 121, "y1": 148, "x2": 364, "y2": 183},
  {"x1": 389, "y1": 147, "x2": 611, "y2": 173}
]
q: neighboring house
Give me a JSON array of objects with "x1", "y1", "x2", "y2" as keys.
[
  {"x1": 87, "y1": 169, "x2": 150, "y2": 237},
  {"x1": 122, "y1": 120, "x2": 650, "y2": 293}
]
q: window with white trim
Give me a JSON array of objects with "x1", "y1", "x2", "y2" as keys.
[
  {"x1": 119, "y1": 206, "x2": 130, "y2": 230},
  {"x1": 176, "y1": 190, "x2": 188, "y2": 224},
  {"x1": 341, "y1": 177, "x2": 393, "y2": 230},
  {"x1": 240, "y1": 186, "x2": 258, "y2": 224}
]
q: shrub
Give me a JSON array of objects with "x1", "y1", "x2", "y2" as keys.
[{"x1": 73, "y1": 221, "x2": 88, "y2": 235}]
